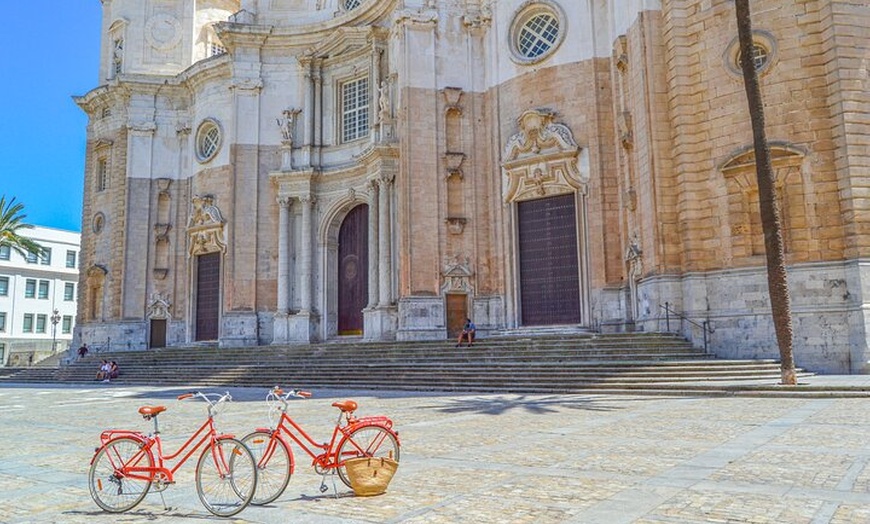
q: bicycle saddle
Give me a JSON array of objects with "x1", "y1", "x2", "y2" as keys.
[
  {"x1": 138, "y1": 405, "x2": 167, "y2": 418},
  {"x1": 331, "y1": 400, "x2": 358, "y2": 413}
]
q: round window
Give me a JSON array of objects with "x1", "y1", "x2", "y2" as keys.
[
  {"x1": 510, "y1": 3, "x2": 566, "y2": 64},
  {"x1": 738, "y1": 44, "x2": 770, "y2": 72},
  {"x1": 195, "y1": 119, "x2": 222, "y2": 163},
  {"x1": 724, "y1": 31, "x2": 776, "y2": 77}
]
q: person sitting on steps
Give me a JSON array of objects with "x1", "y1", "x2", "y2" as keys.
[
  {"x1": 456, "y1": 318, "x2": 476, "y2": 348},
  {"x1": 95, "y1": 359, "x2": 110, "y2": 381}
]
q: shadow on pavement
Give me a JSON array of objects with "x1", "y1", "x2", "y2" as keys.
[{"x1": 420, "y1": 394, "x2": 650, "y2": 415}]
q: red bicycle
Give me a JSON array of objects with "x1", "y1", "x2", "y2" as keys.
[
  {"x1": 88, "y1": 391, "x2": 257, "y2": 517},
  {"x1": 241, "y1": 386, "x2": 400, "y2": 504}
]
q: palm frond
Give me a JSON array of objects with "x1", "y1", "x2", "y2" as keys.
[{"x1": 0, "y1": 196, "x2": 46, "y2": 258}]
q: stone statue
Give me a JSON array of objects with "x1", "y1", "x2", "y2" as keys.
[
  {"x1": 378, "y1": 80, "x2": 391, "y2": 122},
  {"x1": 277, "y1": 108, "x2": 300, "y2": 143}
]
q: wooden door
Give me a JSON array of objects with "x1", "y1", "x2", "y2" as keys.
[
  {"x1": 445, "y1": 294, "x2": 468, "y2": 339},
  {"x1": 517, "y1": 194, "x2": 581, "y2": 326},
  {"x1": 195, "y1": 252, "x2": 221, "y2": 341},
  {"x1": 150, "y1": 319, "x2": 167, "y2": 348},
  {"x1": 338, "y1": 205, "x2": 368, "y2": 335}
]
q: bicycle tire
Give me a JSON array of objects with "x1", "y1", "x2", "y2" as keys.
[
  {"x1": 88, "y1": 436, "x2": 153, "y2": 513},
  {"x1": 241, "y1": 430, "x2": 293, "y2": 505},
  {"x1": 195, "y1": 437, "x2": 257, "y2": 517},
  {"x1": 336, "y1": 425, "x2": 400, "y2": 488}
]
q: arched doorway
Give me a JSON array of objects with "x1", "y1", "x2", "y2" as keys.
[{"x1": 337, "y1": 204, "x2": 369, "y2": 335}]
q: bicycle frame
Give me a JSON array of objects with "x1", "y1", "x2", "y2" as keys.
[
  {"x1": 91, "y1": 396, "x2": 237, "y2": 486},
  {"x1": 254, "y1": 393, "x2": 398, "y2": 473}
]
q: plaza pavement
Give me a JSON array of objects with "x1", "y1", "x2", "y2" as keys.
[{"x1": 1, "y1": 382, "x2": 869, "y2": 523}]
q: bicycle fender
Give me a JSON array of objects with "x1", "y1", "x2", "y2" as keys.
[
  {"x1": 345, "y1": 419, "x2": 401, "y2": 445},
  {"x1": 91, "y1": 433, "x2": 149, "y2": 465},
  {"x1": 214, "y1": 433, "x2": 236, "y2": 440},
  {"x1": 347, "y1": 416, "x2": 394, "y2": 432},
  {"x1": 99, "y1": 429, "x2": 147, "y2": 447},
  {"x1": 261, "y1": 431, "x2": 297, "y2": 475}
]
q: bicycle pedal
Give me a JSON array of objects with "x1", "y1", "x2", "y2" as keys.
[{"x1": 319, "y1": 483, "x2": 329, "y2": 493}]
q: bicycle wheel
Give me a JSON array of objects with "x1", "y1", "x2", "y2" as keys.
[
  {"x1": 195, "y1": 437, "x2": 257, "y2": 517},
  {"x1": 241, "y1": 430, "x2": 293, "y2": 505},
  {"x1": 336, "y1": 426, "x2": 400, "y2": 488},
  {"x1": 88, "y1": 437, "x2": 153, "y2": 513}
]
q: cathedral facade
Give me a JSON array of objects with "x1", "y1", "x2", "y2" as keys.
[{"x1": 74, "y1": 0, "x2": 870, "y2": 373}]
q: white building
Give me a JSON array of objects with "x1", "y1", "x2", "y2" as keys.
[{"x1": 0, "y1": 227, "x2": 81, "y2": 366}]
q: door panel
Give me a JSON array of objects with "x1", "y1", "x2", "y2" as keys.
[
  {"x1": 338, "y1": 205, "x2": 369, "y2": 335},
  {"x1": 195, "y1": 252, "x2": 220, "y2": 341},
  {"x1": 446, "y1": 294, "x2": 468, "y2": 339},
  {"x1": 150, "y1": 319, "x2": 166, "y2": 348},
  {"x1": 517, "y1": 194, "x2": 581, "y2": 326}
]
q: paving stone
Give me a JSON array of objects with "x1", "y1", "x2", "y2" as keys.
[{"x1": 0, "y1": 385, "x2": 869, "y2": 523}]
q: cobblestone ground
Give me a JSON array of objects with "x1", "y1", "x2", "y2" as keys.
[{"x1": 1, "y1": 384, "x2": 869, "y2": 523}]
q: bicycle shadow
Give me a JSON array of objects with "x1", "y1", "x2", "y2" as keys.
[
  {"x1": 62, "y1": 508, "x2": 224, "y2": 521},
  {"x1": 280, "y1": 490, "x2": 356, "y2": 503},
  {"x1": 421, "y1": 394, "x2": 651, "y2": 416}
]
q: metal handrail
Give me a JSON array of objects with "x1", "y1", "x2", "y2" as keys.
[{"x1": 660, "y1": 302, "x2": 714, "y2": 353}]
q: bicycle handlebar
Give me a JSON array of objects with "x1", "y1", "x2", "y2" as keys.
[
  {"x1": 271, "y1": 386, "x2": 312, "y2": 400},
  {"x1": 177, "y1": 391, "x2": 233, "y2": 411}
]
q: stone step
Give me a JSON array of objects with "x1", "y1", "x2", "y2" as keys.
[{"x1": 0, "y1": 332, "x2": 815, "y2": 397}]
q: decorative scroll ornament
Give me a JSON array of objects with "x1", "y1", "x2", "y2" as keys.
[
  {"x1": 502, "y1": 109, "x2": 587, "y2": 203},
  {"x1": 147, "y1": 293, "x2": 172, "y2": 320},
  {"x1": 187, "y1": 195, "x2": 227, "y2": 256},
  {"x1": 441, "y1": 255, "x2": 474, "y2": 294}
]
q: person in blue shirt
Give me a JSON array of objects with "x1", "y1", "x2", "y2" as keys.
[{"x1": 456, "y1": 318, "x2": 476, "y2": 348}]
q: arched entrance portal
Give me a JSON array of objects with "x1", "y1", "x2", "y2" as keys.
[{"x1": 337, "y1": 204, "x2": 369, "y2": 335}]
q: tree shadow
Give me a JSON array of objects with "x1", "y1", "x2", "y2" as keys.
[{"x1": 422, "y1": 394, "x2": 650, "y2": 416}]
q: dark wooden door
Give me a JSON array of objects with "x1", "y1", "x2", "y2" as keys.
[
  {"x1": 446, "y1": 294, "x2": 468, "y2": 339},
  {"x1": 150, "y1": 319, "x2": 166, "y2": 348},
  {"x1": 517, "y1": 194, "x2": 581, "y2": 326},
  {"x1": 338, "y1": 205, "x2": 368, "y2": 335},
  {"x1": 195, "y1": 252, "x2": 221, "y2": 341}
]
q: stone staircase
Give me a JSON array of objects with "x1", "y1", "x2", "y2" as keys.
[{"x1": 0, "y1": 332, "x2": 818, "y2": 396}]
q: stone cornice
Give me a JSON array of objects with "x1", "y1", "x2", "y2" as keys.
[
  {"x1": 300, "y1": 26, "x2": 388, "y2": 62},
  {"x1": 219, "y1": 0, "x2": 397, "y2": 47},
  {"x1": 178, "y1": 55, "x2": 233, "y2": 93},
  {"x1": 213, "y1": 22, "x2": 272, "y2": 50}
]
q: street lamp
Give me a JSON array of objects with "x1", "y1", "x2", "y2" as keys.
[{"x1": 50, "y1": 309, "x2": 61, "y2": 355}]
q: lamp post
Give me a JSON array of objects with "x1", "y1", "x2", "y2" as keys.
[{"x1": 50, "y1": 309, "x2": 61, "y2": 355}]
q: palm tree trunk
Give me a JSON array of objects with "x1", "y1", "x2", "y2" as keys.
[{"x1": 735, "y1": 0, "x2": 797, "y2": 385}]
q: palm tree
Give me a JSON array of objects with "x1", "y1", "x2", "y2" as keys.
[
  {"x1": 0, "y1": 196, "x2": 45, "y2": 259},
  {"x1": 735, "y1": 0, "x2": 797, "y2": 385}
]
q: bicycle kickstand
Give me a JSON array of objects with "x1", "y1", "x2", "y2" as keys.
[
  {"x1": 319, "y1": 472, "x2": 339, "y2": 499},
  {"x1": 158, "y1": 490, "x2": 170, "y2": 511}
]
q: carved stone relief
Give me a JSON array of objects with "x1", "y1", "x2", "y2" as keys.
[
  {"x1": 502, "y1": 109, "x2": 586, "y2": 203},
  {"x1": 441, "y1": 255, "x2": 474, "y2": 294},
  {"x1": 147, "y1": 293, "x2": 172, "y2": 320},
  {"x1": 187, "y1": 195, "x2": 227, "y2": 256}
]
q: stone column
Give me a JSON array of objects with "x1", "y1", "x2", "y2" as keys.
[
  {"x1": 299, "y1": 195, "x2": 315, "y2": 313},
  {"x1": 367, "y1": 179, "x2": 380, "y2": 308},
  {"x1": 276, "y1": 197, "x2": 292, "y2": 313},
  {"x1": 313, "y1": 61, "x2": 323, "y2": 167},
  {"x1": 301, "y1": 61, "x2": 314, "y2": 168},
  {"x1": 378, "y1": 175, "x2": 393, "y2": 307}
]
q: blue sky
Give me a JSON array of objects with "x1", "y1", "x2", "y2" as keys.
[{"x1": 0, "y1": 2, "x2": 103, "y2": 233}]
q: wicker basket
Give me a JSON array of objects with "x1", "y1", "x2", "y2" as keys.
[{"x1": 344, "y1": 457, "x2": 398, "y2": 497}]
